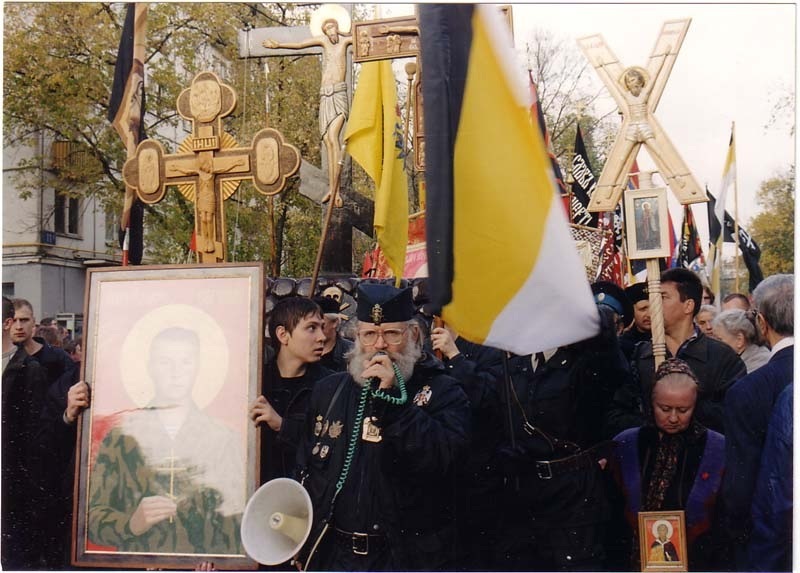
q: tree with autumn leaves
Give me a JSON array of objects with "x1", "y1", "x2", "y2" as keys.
[{"x1": 3, "y1": 2, "x2": 329, "y2": 274}]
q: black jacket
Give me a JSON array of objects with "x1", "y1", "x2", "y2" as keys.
[
  {"x1": 606, "y1": 331, "x2": 746, "y2": 436},
  {"x1": 298, "y1": 352, "x2": 470, "y2": 570},
  {"x1": 29, "y1": 336, "x2": 74, "y2": 385},
  {"x1": 260, "y1": 360, "x2": 331, "y2": 483},
  {"x1": 1, "y1": 348, "x2": 50, "y2": 569}
]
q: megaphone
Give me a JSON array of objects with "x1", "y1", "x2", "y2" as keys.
[{"x1": 241, "y1": 478, "x2": 313, "y2": 566}]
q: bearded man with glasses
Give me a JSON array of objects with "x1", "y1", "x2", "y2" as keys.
[{"x1": 294, "y1": 282, "x2": 470, "y2": 572}]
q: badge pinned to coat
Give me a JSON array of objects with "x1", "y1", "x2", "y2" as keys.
[{"x1": 414, "y1": 385, "x2": 432, "y2": 407}]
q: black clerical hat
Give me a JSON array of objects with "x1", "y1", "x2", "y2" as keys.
[
  {"x1": 313, "y1": 296, "x2": 341, "y2": 316},
  {"x1": 356, "y1": 283, "x2": 414, "y2": 325},
  {"x1": 625, "y1": 282, "x2": 649, "y2": 305}
]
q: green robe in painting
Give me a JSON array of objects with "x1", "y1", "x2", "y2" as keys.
[{"x1": 88, "y1": 406, "x2": 245, "y2": 555}]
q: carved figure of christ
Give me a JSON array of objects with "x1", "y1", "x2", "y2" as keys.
[
  {"x1": 166, "y1": 152, "x2": 246, "y2": 254},
  {"x1": 263, "y1": 18, "x2": 352, "y2": 207},
  {"x1": 578, "y1": 19, "x2": 705, "y2": 212}
]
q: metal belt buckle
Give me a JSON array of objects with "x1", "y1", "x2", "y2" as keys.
[
  {"x1": 352, "y1": 532, "x2": 369, "y2": 555},
  {"x1": 536, "y1": 461, "x2": 553, "y2": 480}
]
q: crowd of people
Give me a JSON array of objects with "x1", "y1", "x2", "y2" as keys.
[{"x1": 1, "y1": 267, "x2": 793, "y2": 572}]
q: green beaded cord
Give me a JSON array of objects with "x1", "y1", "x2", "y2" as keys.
[
  {"x1": 370, "y1": 363, "x2": 408, "y2": 405},
  {"x1": 334, "y1": 367, "x2": 408, "y2": 493},
  {"x1": 335, "y1": 384, "x2": 369, "y2": 493}
]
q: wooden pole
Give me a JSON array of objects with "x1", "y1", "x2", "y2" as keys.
[
  {"x1": 639, "y1": 171, "x2": 666, "y2": 368},
  {"x1": 732, "y1": 121, "x2": 741, "y2": 293},
  {"x1": 647, "y1": 258, "x2": 667, "y2": 369},
  {"x1": 310, "y1": 142, "x2": 347, "y2": 297},
  {"x1": 403, "y1": 62, "x2": 416, "y2": 157},
  {"x1": 264, "y1": 61, "x2": 279, "y2": 277}
]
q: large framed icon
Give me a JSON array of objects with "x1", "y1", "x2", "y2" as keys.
[
  {"x1": 638, "y1": 510, "x2": 688, "y2": 572},
  {"x1": 72, "y1": 263, "x2": 263, "y2": 570}
]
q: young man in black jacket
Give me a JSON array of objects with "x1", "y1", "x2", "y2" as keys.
[{"x1": 250, "y1": 297, "x2": 331, "y2": 483}]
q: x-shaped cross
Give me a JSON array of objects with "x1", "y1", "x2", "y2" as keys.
[{"x1": 578, "y1": 18, "x2": 706, "y2": 212}]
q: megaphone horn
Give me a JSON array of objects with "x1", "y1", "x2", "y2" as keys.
[
  {"x1": 269, "y1": 511, "x2": 307, "y2": 545},
  {"x1": 241, "y1": 478, "x2": 313, "y2": 566}
]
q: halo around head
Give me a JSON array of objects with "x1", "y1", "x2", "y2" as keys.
[
  {"x1": 121, "y1": 304, "x2": 229, "y2": 409},
  {"x1": 651, "y1": 519, "x2": 674, "y2": 539},
  {"x1": 620, "y1": 65, "x2": 650, "y2": 88},
  {"x1": 310, "y1": 4, "x2": 351, "y2": 36}
]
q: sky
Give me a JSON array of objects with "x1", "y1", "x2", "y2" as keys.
[{"x1": 377, "y1": 2, "x2": 796, "y2": 254}]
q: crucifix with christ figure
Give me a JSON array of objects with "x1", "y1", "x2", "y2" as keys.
[
  {"x1": 578, "y1": 19, "x2": 706, "y2": 212},
  {"x1": 123, "y1": 71, "x2": 301, "y2": 263}
]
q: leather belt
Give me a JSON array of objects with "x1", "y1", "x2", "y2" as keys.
[
  {"x1": 333, "y1": 527, "x2": 387, "y2": 556},
  {"x1": 533, "y1": 450, "x2": 595, "y2": 480}
]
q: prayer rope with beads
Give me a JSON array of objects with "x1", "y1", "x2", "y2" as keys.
[
  {"x1": 334, "y1": 365, "x2": 407, "y2": 492},
  {"x1": 369, "y1": 363, "x2": 408, "y2": 405},
  {"x1": 335, "y1": 383, "x2": 369, "y2": 493}
]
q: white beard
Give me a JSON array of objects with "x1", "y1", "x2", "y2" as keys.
[{"x1": 347, "y1": 332, "x2": 421, "y2": 386}]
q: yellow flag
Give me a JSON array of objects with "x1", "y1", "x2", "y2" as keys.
[
  {"x1": 345, "y1": 61, "x2": 408, "y2": 284},
  {"x1": 418, "y1": 5, "x2": 599, "y2": 354}
]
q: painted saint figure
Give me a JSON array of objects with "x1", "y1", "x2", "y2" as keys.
[
  {"x1": 635, "y1": 199, "x2": 660, "y2": 250},
  {"x1": 648, "y1": 522, "x2": 679, "y2": 563},
  {"x1": 262, "y1": 5, "x2": 352, "y2": 207},
  {"x1": 87, "y1": 327, "x2": 244, "y2": 555}
]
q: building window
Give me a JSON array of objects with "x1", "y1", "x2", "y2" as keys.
[
  {"x1": 105, "y1": 207, "x2": 118, "y2": 245},
  {"x1": 2, "y1": 283, "x2": 14, "y2": 298},
  {"x1": 54, "y1": 192, "x2": 81, "y2": 236},
  {"x1": 51, "y1": 140, "x2": 92, "y2": 174}
]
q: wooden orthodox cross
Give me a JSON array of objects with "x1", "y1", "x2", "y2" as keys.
[
  {"x1": 122, "y1": 71, "x2": 301, "y2": 263},
  {"x1": 239, "y1": 5, "x2": 377, "y2": 275},
  {"x1": 238, "y1": 5, "x2": 425, "y2": 276},
  {"x1": 578, "y1": 19, "x2": 706, "y2": 212}
]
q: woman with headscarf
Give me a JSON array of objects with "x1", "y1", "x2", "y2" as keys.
[
  {"x1": 609, "y1": 358, "x2": 726, "y2": 571},
  {"x1": 712, "y1": 309, "x2": 771, "y2": 373}
]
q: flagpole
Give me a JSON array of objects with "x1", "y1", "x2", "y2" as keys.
[
  {"x1": 264, "y1": 61, "x2": 279, "y2": 278},
  {"x1": 122, "y1": 228, "x2": 130, "y2": 266},
  {"x1": 731, "y1": 121, "x2": 741, "y2": 292},
  {"x1": 310, "y1": 142, "x2": 348, "y2": 297}
]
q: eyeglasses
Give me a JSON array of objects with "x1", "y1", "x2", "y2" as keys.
[{"x1": 357, "y1": 327, "x2": 407, "y2": 346}]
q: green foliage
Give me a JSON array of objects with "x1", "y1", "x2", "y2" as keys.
[
  {"x1": 3, "y1": 2, "x2": 326, "y2": 273},
  {"x1": 750, "y1": 166, "x2": 795, "y2": 276},
  {"x1": 522, "y1": 28, "x2": 617, "y2": 173}
]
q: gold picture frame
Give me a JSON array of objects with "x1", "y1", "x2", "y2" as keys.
[
  {"x1": 638, "y1": 510, "x2": 688, "y2": 572},
  {"x1": 72, "y1": 263, "x2": 263, "y2": 570},
  {"x1": 625, "y1": 187, "x2": 671, "y2": 260}
]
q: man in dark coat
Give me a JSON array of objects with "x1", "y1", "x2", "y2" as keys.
[
  {"x1": 720, "y1": 274, "x2": 794, "y2": 570},
  {"x1": 6, "y1": 297, "x2": 75, "y2": 569},
  {"x1": 606, "y1": 269, "x2": 746, "y2": 436},
  {"x1": 747, "y1": 383, "x2": 792, "y2": 572},
  {"x1": 1, "y1": 297, "x2": 50, "y2": 570},
  {"x1": 296, "y1": 283, "x2": 470, "y2": 571},
  {"x1": 10, "y1": 298, "x2": 74, "y2": 386},
  {"x1": 251, "y1": 297, "x2": 331, "y2": 483},
  {"x1": 494, "y1": 284, "x2": 631, "y2": 572},
  {"x1": 431, "y1": 325, "x2": 504, "y2": 571},
  {"x1": 620, "y1": 282, "x2": 651, "y2": 362},
  {"x1": 314, "y1": 295, "x2": 354, "y2": 373}
]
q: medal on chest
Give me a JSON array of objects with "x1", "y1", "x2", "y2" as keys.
[
  {"x1": 362, "y1": 416, "x2": 382, "y2": 442},
  {"x1": 413, "y1": 385, "x2": 432, "y2": 407}
]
